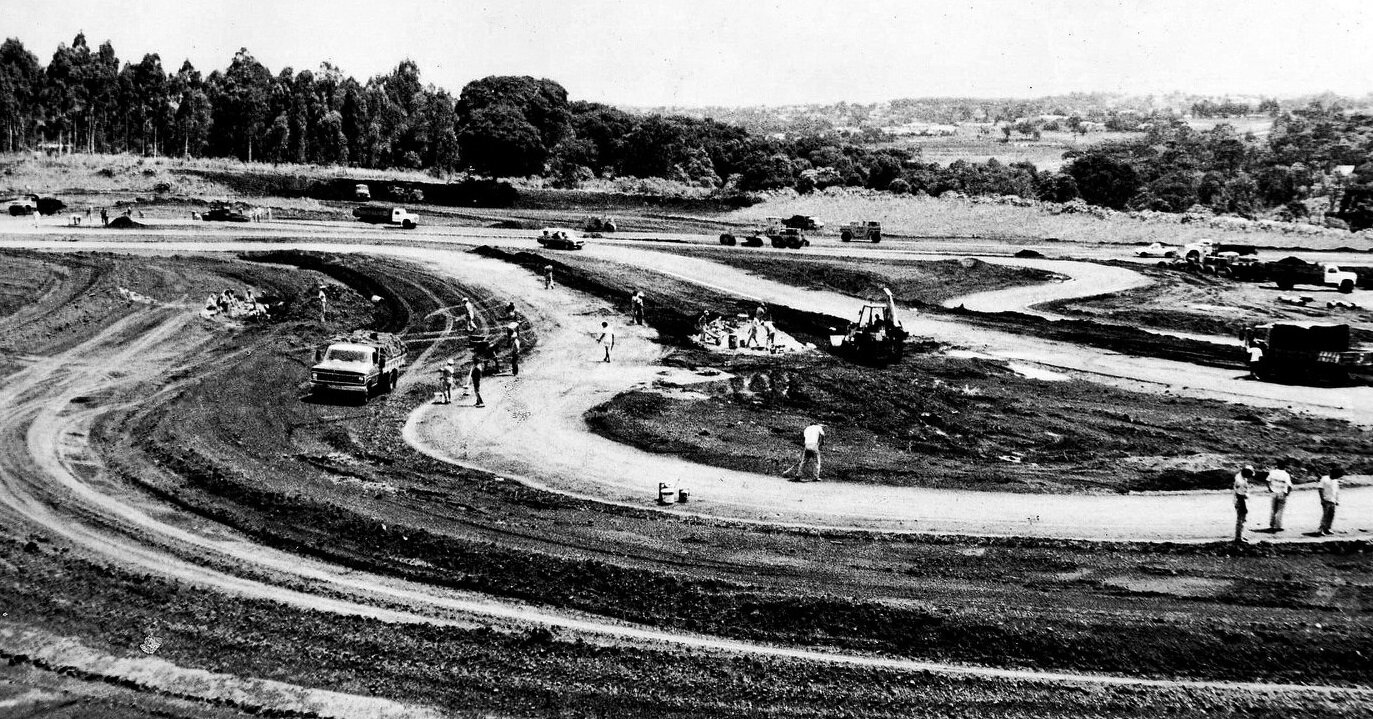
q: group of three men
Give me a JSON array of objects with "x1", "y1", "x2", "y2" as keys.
[{"x1": 1233, "y1": 462, "x2": 1344, "y2": 542}]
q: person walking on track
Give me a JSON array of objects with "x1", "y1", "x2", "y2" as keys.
[
  {"x1": 1317, "y1": 467, "x2": 1344, "y2": 536},
  {"x1": 631, "y1": 290, "x2": 645, "y2": 325},
  {"x1": 544, "y1": 265, "x2": 554, "y2": 290},
  {"x1": 596, "y1": 321, "x2": 615, "y2": 362},
  {"x1": 463, "y1": 298, "x2": 477, "y2": 332},
  {"x1": 1266, "y1": 461, "x2": 1293, "y2": 532},
  {"x1": 469, "y1": 362, "x2": 485, "y2": 408},
  {"x1": 1233, "y1": 465, "x2": 1253, "y2": 543},
  {"x1": 508, "y1": 327, "x2": 521, "y2": 376}
]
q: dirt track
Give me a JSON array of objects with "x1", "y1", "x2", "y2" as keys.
[
  {"x1": 2, "y1": 221, "x2": 1373, "y2": 715},
  {"x1": 1, "y1": 230, "x2": 1368, "y2": 542}
]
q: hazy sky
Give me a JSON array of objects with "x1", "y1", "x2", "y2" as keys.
[{"x1": 3, "y1": 0, "x2": 1370, "y2": 106}]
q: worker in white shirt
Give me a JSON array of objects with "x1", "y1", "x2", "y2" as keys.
[
  {"x1": 1265, "y1": 462, "x2": 1293, "y2": 532},
  {"x1": 1317, "y1": 467, "x2": 1344, "y2": 536},
  {"x1": 800, "y1": 424, "x2": 825, "y2": 482},
  {"x1": 1233, "y1": 465, "x2": 1253, "y2": 543}
]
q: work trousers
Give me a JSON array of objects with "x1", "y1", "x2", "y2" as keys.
[
  {"x1": 1320, "y1": 500, "x2": 1337, "y2": 534},
  {"x1": 1234, "y1": 497, "x2": 1247, "y2": 542},
  {"x1": 801, "y1": 449, "x2": 821, "y2": 481},
  {"x1": 1269, "y1": 494, "x2": 1288, "y2": 530}
]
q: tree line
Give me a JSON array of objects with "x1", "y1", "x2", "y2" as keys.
[{"x1": 1, "y1": 34, "x2": 1369, "y2": 226}]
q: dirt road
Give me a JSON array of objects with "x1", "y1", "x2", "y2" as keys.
[
  {"x1": 7, "y1": 308, "x2": 1364, "y2": 709},
  {"x1": 1, "y1": 231, "x2": 1368, "y2": 541}
]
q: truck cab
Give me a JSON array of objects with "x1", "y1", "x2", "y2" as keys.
[
  {"x1": 1182, "y1": 240, "x2": 1215, "y2": 262},
  {"x1": 310, "y1": 333, "x2": 407, "y2": 397},
  {"x1": 1323, "y1": 264, "x2": 1359, "y2": 293},
  {"x1": 354, "y1": 183, "x2": 371, "y2": 201}
]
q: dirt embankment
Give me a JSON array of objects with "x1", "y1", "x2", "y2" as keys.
[
  {"x1": 1043, "y1": 262, "x2": 1373, "y2": 340},
  {"x1": 664, "y1": 248, "x2": 1061, "y2": 305},
  {"x1": 6, "y1": 247, "x2": 1370, "y2": 703}
]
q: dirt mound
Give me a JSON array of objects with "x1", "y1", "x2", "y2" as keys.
[
  {"x1": 1014, "y1": 249, "x2": 1045, "y2": 258},
  {"x1": 107, "y1": 215, "x2": 145, "y2": 229}
]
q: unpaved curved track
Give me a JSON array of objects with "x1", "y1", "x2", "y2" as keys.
[{"x1": 1, "y1": 227, "x2": 1371, "y2": 711}]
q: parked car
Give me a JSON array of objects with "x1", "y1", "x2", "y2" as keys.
[
  {"x1": 1135, "y1": 242, "x2": 1177, "y2": 258},
  {"x1": 537, "y1": 228, "x2": 584, "y2": 250}
]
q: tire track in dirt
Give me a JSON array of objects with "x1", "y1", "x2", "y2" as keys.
[{"x1": 0, "y1": 252, "x2": 1368, "y2": 704}]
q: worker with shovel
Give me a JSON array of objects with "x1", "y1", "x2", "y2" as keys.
[{"x1": 785, "y1": 424, "x2": 825, "y2": 482}]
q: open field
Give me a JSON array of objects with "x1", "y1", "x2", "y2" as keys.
[
  {"x1": 730, "y1": 191, "x2": 1369, "y2": 250},
  {"x1": 874, "y1": 128, "x2": 1139, "y2": 171}
]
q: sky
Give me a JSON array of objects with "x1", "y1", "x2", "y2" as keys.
[{"x1": 3, "y1": 0, "x2": 1371, "y2": 107}]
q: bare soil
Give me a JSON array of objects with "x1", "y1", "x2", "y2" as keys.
[
  {"x1": 5, "y1": 245, "x2": 1373, "y2": 716},
  {"x1": 586, "y1": 352, "x2": 1373, "y2": 493}
]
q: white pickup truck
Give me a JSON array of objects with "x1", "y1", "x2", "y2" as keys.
[{"x1": 310, "y1": 332, "x2": 407, "y2": 397}]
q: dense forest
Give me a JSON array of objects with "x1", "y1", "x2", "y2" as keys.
[{"x1": 1, "y1": 34, "x2": 1371, "y2": 228}]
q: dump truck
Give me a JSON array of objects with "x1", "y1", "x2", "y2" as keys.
[
  {"x1": 829, "y1": 288, "x2": 907, "y2": 364},
  {"x1": 1243, "y1": 322, "x2": 1373, "y2": 383},
  {"x1": 1268, "y1": 259, "x2": 1365, "y2": 293},
  {"x1": 310, "y1": 331, "x2": 407, "y2": 397},
  {"x1": 353, "y1": 205, "x2": 418, "y2": 229},
  {"x1": 840, "y1": 221, "x2": 882, "y2": 243}
]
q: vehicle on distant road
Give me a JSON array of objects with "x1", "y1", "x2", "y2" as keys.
[
  {"x1": 537, "y1": 228, "x2": 584, "y2": 250},
  {"x1": 1270, "y1": 260, "x2": 1364, "y2": 293},
  {"x1": 769, "y1": 227, "x2": 809, "y2": 249},
  {"x1": 584, "y1": 215, "x2": 618, "y2": 233},
  {"x1": 840, "y1": 221, "x2": 882, "y2": 243},
  {"x1": 782, "y1": 214, "x2": 823, "y2": 231},
  {"x1": 354, "y1": 183, "x2": 371, "y2": 201},
  {"x1": 353, "y1": 205, "x2": 418, "y2": 229},
  {"x1": 1135, "y1": 242, "x2": 1177, "y2": 258},
  {"x1": 719, "y1": 231, "x2": 764, "y2": 247},
  {"x1": 202, "y1": 202, "x2": 250, "y2": 222}
]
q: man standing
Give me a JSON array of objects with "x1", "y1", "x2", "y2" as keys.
[
  {"x1": 316, "y1": 285, "x2": 328, "y2": 323},
  {"x1": 596, "y1": 321, "x2": 615, "y2": 362},
  {"x1": 1318, "y1": 467, "x2": 1344, "y2": 536},
  {"x1": 1247, "y1": 341, "x2": 1265, "y2": 379},
  {"x1": 100, "y1": 207, "x2": 108, "y2": 226},
  {"x1": 544, "y1": 265, "x2": 554, "y2": 290},
  {"x1": 630, "y1": 291, "x2": 645, "y2": 325},
  {"x1": 470, "y1": 362, "x2": 485, "y2": 408},
  {"x1": 438, "y1": 360, "x2": 455, "y2": 404},
  {"x1": 1266, "y1": 461, "x2": 1293, "y2": 532},
  {"x1": 463, "y1": 298, "x2": 477, "y2": 332},
  {"x1": 508, "y1": 327, "x2": 521, "y2": 376},
  {"x1": 800, "y1": 424, "x2": 825, "y2": 482},
  {"x1": 1233, "y1": 465, "x2": 1253, "y2": 543}
]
